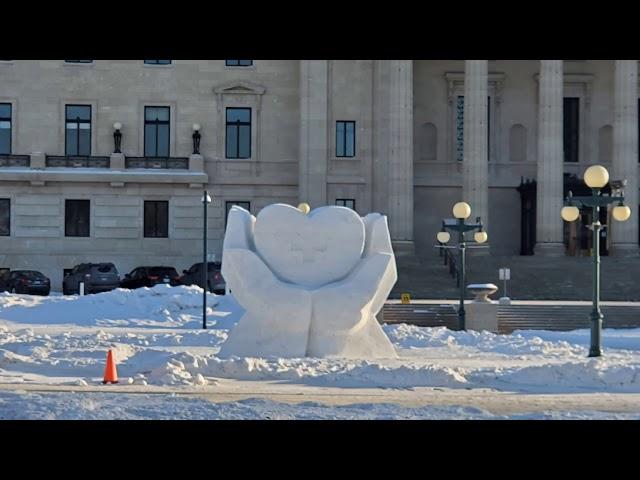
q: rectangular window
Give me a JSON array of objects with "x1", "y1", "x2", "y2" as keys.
[
  {"x1": 226, "y1": 108, "x2": 251, "y2": 159},
  {"x1": 335, "y1": 199, "x2": 356, "y2": 210},
  {"x1": 456, "y1": 96, "x2": 491, "y2": 161},
  {"x1": 225, "y1": 201, "x2": 250, "y2": 227},
  {"x1": 336, "y1": 121, "x2": 356, "y2": 157},
  {"x1": 144, "y1": 60, "x2": 171, "y2": 65},
  {"x1": 144, "y1": 106, "x2": 170, "y2": 157},
  {"x1": 65, "y1": 199, "x2": 90, "y2": 237},
  {"x1": 144, "y1": 201, "x2": 169, "y2": 238},
  {"x1": 65, "y1": 60, "x2": 93, "y2": 63},
  {"x1": 225, "y1": 60, "x2": 253, "y2": 66},
  {"x1": 564, "y1": 97, "x2": 580, "y2": 163},
  {"x1": 65, "y1": 105, "x2": 91, "y2": 156},
  {"x1": 0, "y1": 199, "x2": 9, "y2": 236},
  {"x1": 0, "y1": 103, "x2": 11, "y2": 155}
]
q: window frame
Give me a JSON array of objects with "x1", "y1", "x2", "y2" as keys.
[
  {"x1": 143, "y1": 200, "x2": 169, "y2": 238},
  {"x1": 144, "y1": 106, "x2": 171, "y2": 158},
  {"x1": 335, "y1": 120, "x2": 356, "y2": 158},
  {"x1": 563, "y1": 97, "x2": 580, "y2": 163},
  {"x1": 225, "y1": 60, "x2": 253, "y2": 67},
  {"x1": 335, "y1": 198, "x2": 356, "y2": 210},
  {"x1": 64, "y1": 199, "x2": 90, "y2": 238},
  {"x1": 0, "y1": 103, "x2": 11, "y2": 155},
  {"x1": 0, "y1": 198, "x2": 10, "y2": 236},
  {"x1": 65, "y1": 104, "x2": 92, "y2": 156},
  {"x1": 225, "y1": 107, "x2": 252, "y2": 159}
]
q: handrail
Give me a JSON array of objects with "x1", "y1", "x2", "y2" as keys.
[
  {"x1": 0, "y1": 154, "x2": 30, "y2": 167},
  {"x1": 125, "y1": 156, "x2": 189, "y2": 169},
  {"x1": 46, "y1": 155, "x2": 110, "y2": 168}
]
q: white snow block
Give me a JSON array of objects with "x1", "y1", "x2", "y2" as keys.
[{"x1": 218, "y1": 204, "x2": 398, "y2": 359}]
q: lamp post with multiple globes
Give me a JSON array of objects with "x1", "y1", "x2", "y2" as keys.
[
  {"x1": 435, "y1": 202, "x2": 488, "y2": 331},
  {"x1": 560, "y1": 165, "x2": 631, "y2": 357}
]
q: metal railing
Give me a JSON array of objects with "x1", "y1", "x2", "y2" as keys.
[
  {"x1": 0, "y1": 154, "x2": 30, "y2": 167},
  {"x1": 46, "y1": 155, "x2": 110, "y2": 168},
  {"x1": 125, "y1": 157, "x2": 189, "y2": 169},
  {"x1": 442, "y1": 246, "x2": 460, "y2": 286}
]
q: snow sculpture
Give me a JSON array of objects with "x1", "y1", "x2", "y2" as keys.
[{"x1": 219, "y1": 203, "x2": 398, "y2": 359}]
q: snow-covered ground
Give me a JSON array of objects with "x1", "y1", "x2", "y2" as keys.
[{"x1": 1, "y1": 285, "x2": 639, "y2": 419}]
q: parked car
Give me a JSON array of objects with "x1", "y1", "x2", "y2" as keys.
[
  {"x1": 6, "y1": 270, "x2": 51, "y2": 295},
  {"x1": 63, "y1": 263, "x2": 120, "y2": 295},
  {"x1": 180, "y1": 262, "x2": 226, "y2": 294},
  {"x1": 120, "y1": 266, "x2": 181, "y2": 289}
]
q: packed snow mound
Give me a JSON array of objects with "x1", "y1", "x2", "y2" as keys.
[{"x1": 0, "y1": 285, "x2": 243, "y2": 329}]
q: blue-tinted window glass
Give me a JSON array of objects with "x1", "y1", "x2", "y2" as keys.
[
  {"x1": 144, "y1": 106, "x2": 170, "y2": 157},
  {"x1": 226, "y1": 108, "x2": 251, "y2": 159},
  {"x1": 225, "y1": 60, "x2": 253, "y2": 67},
  {"x1": 65, "y1": 105, "x2": 91, "y2": 156},
  {"x1": 0, "y1": 103, "x2": 10, "y2": 155},
  {"x1": 336, "y1": 121, "x2": 355, "y2": 157},
  {"x1": 144, "y1": 60, "x2": 171, "y2": 65}
]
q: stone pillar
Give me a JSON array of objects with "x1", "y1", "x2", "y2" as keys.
[
  {"x1": 387, "y1": 60, "x2": 414, "y2": 253},
  {"x1": 299, "y1": 60, "x2": 328, "y2": 208},
  {"x1": 534, "y1": 60, "x2": 565, "y2": 256},
  {"x1": 610, "y1": 60, "x2": 639, "y2": 257},
  {"x1": 110, "y1": 152, "x2": 125, "y2": 170},
  {"x1": 188, "y1": 153, "x2": 204, "y2": 173},
  {"x1": 462, "y1": 60, "x2": 489, "y2": 235},
  {"x1": 30, "y1": 152, "x2": 46, "y2": 169}
]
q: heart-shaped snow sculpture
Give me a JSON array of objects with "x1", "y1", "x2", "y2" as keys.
[{"x1": 253, "y1": 204, "x2": 365, "y2": 287}]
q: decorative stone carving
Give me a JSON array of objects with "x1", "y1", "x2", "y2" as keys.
[{"x1": 219, "y1": 204, "x2": 398, "y2": 359}]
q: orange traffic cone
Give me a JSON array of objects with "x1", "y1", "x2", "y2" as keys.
[{"x1": 102, "y1": 349, "x2": 118, "y2": 384}]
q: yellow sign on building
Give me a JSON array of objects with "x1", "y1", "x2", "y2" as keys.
[{"x1": 401, "y1": 293, "x2": 411, "y2": 304}]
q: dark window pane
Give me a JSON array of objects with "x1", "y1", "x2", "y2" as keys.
[
  {"x1": 144, "y1": 201, "x2": 168, "y2": 238},
  {"x1": 145, "y1": 106, "x2": 169, "y2": 122},
  {"x1": 144, "y1": 125, "x2": 157, "y2": 156},
  {"x1": 226, "y1": 125, "x2": 237, "y2": 158},
  {"x1": 65, "y1": 60, "x2": 92, "y2": 63},
  {"x1": 336, "y1": 122, "x2": 345, "y2": 156},
  {"x1": 0, "y1": 104, "x2": 10, "y2": 117},
  {"x1": 238, "y1": 125, "x2": 251, "y2": 158},
  {"x1": 225, "y1": 60, "x2": 239, "y2": 66},
  {"x1": 563, "y1": 97, "x2": 579, "y2": 163},
  {"x1": 226, "y1": 108, "x2": 250, "y2": 123},
  {"x1": 0, "y1": 126, "x2": 10, "y2": 155},
  {"x1": 66, "y1": 105, "x2": 91, "y2": 121},
  {"x1": 65, "y1": 200, "x2": 90, "y2": 237},
  {"x1": 335, "y1": 199, "x2": 355, "y2": 210},
  {"x1": 78, "y1": 128, "x2": 91, "y2": 156},
  {"x1": 66, "y1": 128, "x2": 78, "y2": 156},
  {"x1": 345, "y1": 122, "x2": 355, "y2": 157},
  {"x1": 239, "y1": 60, "x2": 253, "y2": 66},
  {"x1": 157, "y1": 125, "x2": 170, "y2": 156},
  {"x1": 0, "y1": 199, "x2": 10, "y2": 236},
  {"x1": 144, "y1": 60, "x2": 171, "y2": 65}
]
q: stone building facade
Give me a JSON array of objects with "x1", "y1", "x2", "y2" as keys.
[{"x1": 0, "y1": 60, "x2": 638, "y2": 290}]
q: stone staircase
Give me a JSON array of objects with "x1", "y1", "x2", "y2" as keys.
[{"x1": 392, "y1": 252, "x2": 640, "y2": 301}]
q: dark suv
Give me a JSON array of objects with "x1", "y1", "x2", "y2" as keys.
[
  {"x1": 63, "y1": 263, "x2": 120, "y2": 295},
  {"x1": 120, "y1": 266, "x2": 181, "y2": 289},
  {"x1": 6, "y1": 270, "x2": 51, "y2": 295},
  {"x1": 180, "y1": 262, "x2": 226, "y2": 294}
]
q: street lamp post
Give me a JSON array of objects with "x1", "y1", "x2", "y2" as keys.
[
  {"x1": 435, "y1": 202, "x2": 489, "y2": 331},
  {"x1": 202, "y1": 190, "x2": 212, "y2": 330},
  {"x1": 561, "y1": 165, "x2": 631, "y2": 357}
]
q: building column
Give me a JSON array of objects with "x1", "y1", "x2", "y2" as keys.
[
  {"x1": 610, "y1": 60, "x2": 639, "y2": 257},
  {"x1": 299, "y1": 60, "x2": 328, "y2": 207},
  {"x1": 534, "y1": 60, "x2": 565, "y2": 256},
  {"x1": 387, "y1": 60, "x2": 414, "y2": 254},
  {"x1": 462, "y1": 60, "x2": 489, "y2": 250}
]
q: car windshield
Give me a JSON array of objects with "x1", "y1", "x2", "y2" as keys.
[
  {"x1": 16, "y1": 271, "x2": 45, "y2": 279},
  {"x1": 148, "y1": 267, "x2": 178, "y2": 277}
]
